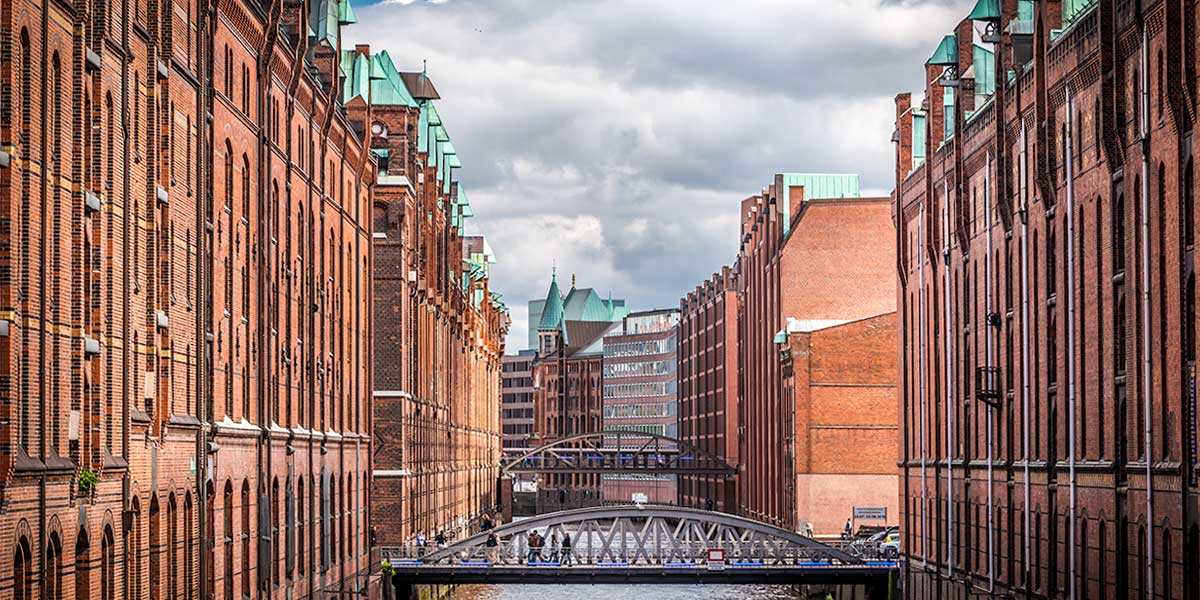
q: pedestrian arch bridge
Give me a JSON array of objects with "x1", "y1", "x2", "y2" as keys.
[
  {"x1": 381, "y1": 505, "x2": 896, "y2": 593},
  {"x1": 501, "y1": 431, "x2": 737, "y2": 475}
]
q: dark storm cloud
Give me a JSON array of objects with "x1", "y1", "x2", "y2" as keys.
[{"x1": 350, "y1": 0, "x2": 972, "y2": 347}]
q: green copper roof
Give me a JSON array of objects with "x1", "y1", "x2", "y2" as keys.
[
  {"x1": 928, "y1": 34, "x2": 958, "y2": 66},
  {"x1": 427, "y1": 104, "x2": 443, "y2": 127},
  {"x1": 342, "y1": 52, "x2": 371, "y2": 104},
  {"x1": 538, "y1": 272, "x2": 565, "y2": 330},
  {"x1": 778, "y1": 173, "x2": 861, "y2": 233},
  {"x1": 371, "y1": 148, "x2": 388, "y2": 158},
  {"x1": 338, "y1": 0, "x2": 357, "y2": 25},
  {"x1": 967, "y1": 0, "x2": 1001, "y2": 20},
  {"x1": 310, "y1": 0, "x2": 340, "y2": 48},
  {"x1": 368, "y1": 52, "x2": 418, "y2": 107}
]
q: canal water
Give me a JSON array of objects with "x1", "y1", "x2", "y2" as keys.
[{"x1": 450, "y1": 583, "x2": 804, "y2": 600}]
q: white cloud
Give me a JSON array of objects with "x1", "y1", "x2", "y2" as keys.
[{"x1": 348, "y1": 0, "x2": 972, "y2": 350}]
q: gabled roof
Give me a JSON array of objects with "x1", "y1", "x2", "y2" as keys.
[
  {"x1": 563, "y1": 288, "x2": 618, "y2": 322},
  {"x1": 310, "y1": 0, "x2": 341, "y2": 48}
]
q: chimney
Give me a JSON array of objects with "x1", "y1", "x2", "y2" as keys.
[
  {"x1": 895, "y1": 93, "x2": 913, "y2": 181},
  {"x1": 925, "y1": 63, "x2": 946, "y2": 148},
  {"x1": 956, "y1": 19, "x2": 977, "y2": 115}
]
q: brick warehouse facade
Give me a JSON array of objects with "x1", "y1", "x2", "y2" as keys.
[
  {"x1": 677, "y1": 267, "x2": 740, "y2": 514},
  {"x1": 356, "y1": 49, "x2": 509, "y2": 546},
  {"x1": 0, "y1": 0, "x2": 511, "y2": 598},
  {"x1": 530, "y1": 273, "x2": 624, "y2": 511},
  {"x1": 893, "y1": 1, "x2": 1199, "y2": 598},
  {"x1": 734, "y1": 175, "x2": 898, "y2": 533}
]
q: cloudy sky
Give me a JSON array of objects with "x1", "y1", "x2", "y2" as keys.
[{"x1": 347, "y1": 0, "x2": 972, "y2": 349}]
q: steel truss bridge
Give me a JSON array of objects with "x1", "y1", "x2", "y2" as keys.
[
  {"x1": 382, "y1": 505, "x2": 896, "y2": 594},
  {"x1": 501, "y1": 432, "x2": 737, "y2": 475}
]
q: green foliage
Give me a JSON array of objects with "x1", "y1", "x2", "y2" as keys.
[{"x1": 78, "y1": 469, "x2": 99, "y2": 494}]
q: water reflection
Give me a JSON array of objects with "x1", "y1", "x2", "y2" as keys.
[{"x1": 451, "y1": 583, "x2": 803, "y2": 600}]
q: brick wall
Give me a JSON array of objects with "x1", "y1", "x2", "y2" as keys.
[
  {"x1": 0, "y1": 0, "x2": 375, "y2": 598},
  {"x1": 894, "y1": 3, "x2": 1200, "y2": 598}
]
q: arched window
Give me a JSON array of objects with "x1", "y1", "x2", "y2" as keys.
[
  {"x1": 14, "y1": 536, "x2": 31, "y2": 600},
  {"x1": 45, "y1": 532, "x2": 62, "y2": 600},
  {"x1": 241, "y1": 480, "x2": 251, "y2": 597},
  {"x1": 1157, "y1": 49, "x2": 1164, "y2": 120},
  {"x1": 101, "y1": 526, "x2": 114, "y2": 600},
  {"x1": 241, "y1": 154, "x2": 251, "y2": 221},
  {"x1": 149, "y1": 496, "x2": 160, "y2": 600},
  {"x1": 184, "y1": 493, "x2": 195, "y2": 600},
  {"x1": 131, "y1": 498, "x2": 142, "y2": 600},
  {"x1": 1164, "y1": 528, "x2": 1173, "y2": 600},
  {"x1": 1047, "y1": 220, "x2": 1057, "y2": 297},
  {"x1": 330, "y1": 478, "x2": 337, "y2": 566},
  {"x1": 224, "y1": 481, "x2": 234, "y2": 600},
  {"x1": 1099, "y1": 519, "x2": 1109, "y2": 597},
  {"x1": 168, "y1": 494, "x2": 178, "y2": 600},
  {"x1": 1113, "y1": 191, "x2": 1126, "y2": 274},
  {"x1": 1080, "y1": 518, "x2": 1089, "y2": 598},
  {"x1": 297, "y1": 477, "x2": 305, "y2": 574},
  {"x1": 224, "y1": 140, "x2": 234, "y2": 209},
  {"x1": 272, "y1": 477, "x2": 281, "y2": 586},
  {"x1": 1137, "y1": 525, "x2": 1147, "y2": 600}
]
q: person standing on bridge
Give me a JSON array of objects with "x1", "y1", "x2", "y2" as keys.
[
  {"x1": 561, "y1": 532, "x2": 574, "y2": 566},
  {"x1": 415, "y1": 531, "x2": 426, "y2": 558},
  {"x1": 435, "y1": 530, "x2": 448, "y2": 549},
  {"x1": 485, "y1": 532, "x2": 499, "y2": 563},
  {"x1": 526, "y1": 531, "x2": 540, "y2": 563},
  {"x1": 481, "y1": 512, "x2": 494, "y2": 532},
  {"x1": 548, "y1": 533, "x2": 560, "y2": 562}
]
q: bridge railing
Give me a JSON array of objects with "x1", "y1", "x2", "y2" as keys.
[{"x1": 382, "y1": 540, "x2": 870, "y2": 568}]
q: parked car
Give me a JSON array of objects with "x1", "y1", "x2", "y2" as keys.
[{"x1": 879, "y1": 530, "x2": 900, "y2": 559}]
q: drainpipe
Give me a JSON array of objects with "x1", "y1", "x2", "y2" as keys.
[
  {"x1": 984, "y1": 151, "x2": 995, "y2": 593},
  {"x1": 943, "y1": 191, "x2": 955, "y2": 577},
  {"x1": 1020, "y1": 120, "x2": 1032, "y2": 577},
  {"x1": 1138, "y1": 26, "x2": 1154, "y2": 599},
  {"x1": 918, "y1": 204, "x2": 928, "y2": 563},
  {"x1": 1066, "y1": 85, "x2": 1079, "y2": 600}
]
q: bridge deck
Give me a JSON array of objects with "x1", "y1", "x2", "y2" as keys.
[{"x1": 390, "y1": 562, "x2": 898, "y2": 585}]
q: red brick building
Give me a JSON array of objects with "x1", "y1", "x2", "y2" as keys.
[
  {"x1": 0, "y1": 0, "x2": 393, "y2": 597},
  {"x1": 351, "y1": 51, "x2": 509, "y2": 546},
  {"x1": 893, "y1": 1, "x2": 1199, "y2": 598},
  {"x1": 677, "y1": 267, "x2": 740, "y2": 513},
  {"x1": 530, "y1": 272, "x2": 624, "y2": 511},
  {"x1": 736, "y1": 178, "x2": 898, "y2": 533},
  {"x1": 779, "y1": 313, "x2": 899, "y2": 536}
]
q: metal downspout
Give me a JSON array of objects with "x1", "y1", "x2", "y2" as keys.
[
  {"x1": 1066, "y1": 85, "x2": 1079, "y2": 600},
  {"x1": 1138, "y1": 26, "x2": 1154, "y2": 599},
  {"x1": 1020, "y1": 120, "x2": 1032, "y2": 578},
  {"x1": 984, "y1": 151, "x2": 995, "y2": 593},
  {"x1": 943, "y1": 190, "x2": 955, "y2": 578},
  {"x1": 918, "y1": 204, "x2": 928, "y2": 563}
]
